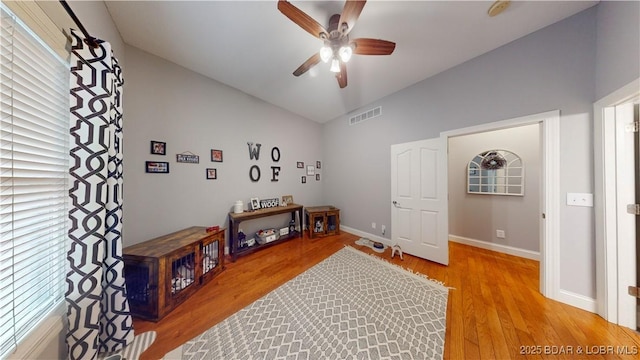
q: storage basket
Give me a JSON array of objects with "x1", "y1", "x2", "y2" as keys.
[{"x1": 256, "y1": 229, "x2": 279, "y2": 245}]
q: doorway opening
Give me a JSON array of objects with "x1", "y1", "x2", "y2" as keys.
[
  {"x1": 442, "y1": 110, "x2": 561, "y2": 301},
  {"x1": 447, "y1": 124, "x2": 541, "y2": 261}
]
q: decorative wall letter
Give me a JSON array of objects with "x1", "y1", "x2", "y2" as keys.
[
  {"x1": 247, "y1": 142, "x2": 262, "y2": 160},
  {"x1": 271, "y1": 166, "x2": 281, "y2": 182},
  {"x1": 249, "y1": 165, "x2": 261, "y2": 182},
  {"x1": 271, "y1": 147, "x2": 280, "y2": 162}
]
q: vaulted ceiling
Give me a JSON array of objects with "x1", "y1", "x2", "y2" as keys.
[{"x1": 105, "y1": 1, "x2": 598, "y2": 123}]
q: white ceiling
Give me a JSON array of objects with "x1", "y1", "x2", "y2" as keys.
[{"x1": 105, "y1": 1, "x2": 598, "y2": 123}]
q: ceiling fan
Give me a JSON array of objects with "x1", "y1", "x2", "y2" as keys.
[{"x1": 278, "y1": 0, "x2": 396, "y2": 88}]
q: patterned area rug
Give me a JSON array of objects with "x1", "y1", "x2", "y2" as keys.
[{"x1": 167, "y1": 246, "x2": 448, "y2": 360}]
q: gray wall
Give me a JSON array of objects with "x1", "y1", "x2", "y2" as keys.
[
  {"x1": 122, "y1": 46, "x2": 324, "y2": 246},
  {"x1": 448, "y1": 124, "x2": 541, "y2": 252},
  {"x1": 595, "y1": 1, "x2": 640, "y2": 99},
  {"x1": 322, "y1": 4, "x2": 633, "y2": 302}
]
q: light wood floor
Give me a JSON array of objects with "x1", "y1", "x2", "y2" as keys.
[{"x1": 133, "y1": 232, "x2": 640, "y2": 359}]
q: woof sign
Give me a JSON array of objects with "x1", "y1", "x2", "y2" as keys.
[{"x1": 247, "y1": 142, "x2": 281, "y2": 182}]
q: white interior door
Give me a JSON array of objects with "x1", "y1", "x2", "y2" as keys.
[{"x1": 391, "y1": 137, "x2": 448, "y2": 265}]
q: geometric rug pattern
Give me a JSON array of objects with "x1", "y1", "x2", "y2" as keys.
[{"x1": 177, "y1": 246, "x2": 448, "y2": 359}]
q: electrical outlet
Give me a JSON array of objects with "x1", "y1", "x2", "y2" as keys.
[
  {"x1": 381, "y1": 225, "x2": 386, "y2": 235},
  {"x1": 496, "y1": 230, "x2": 505, "y2": 238},
  {"x1": 372, "y1": 222, "x2": 376, "y2": 229}
]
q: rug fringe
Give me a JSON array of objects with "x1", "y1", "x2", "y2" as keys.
[{"x1": 343, "y1": 245, "x2": 453, "y2": 290}]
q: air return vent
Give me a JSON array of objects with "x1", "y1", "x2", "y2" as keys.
[{"x1": 349, "y1": 106, "x2": 382, "y2": 125}]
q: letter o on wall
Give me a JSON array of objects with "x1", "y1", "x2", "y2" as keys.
[
  {"x1": 249, "y1": 165, "x2": 261, "y2": 182},
  {"x1": 271, "y1": 147, "x2": 281, "y2": 162}
]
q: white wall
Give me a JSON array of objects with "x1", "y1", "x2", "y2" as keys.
[
  {"x1": 323, "y1": 6, "x2": 599, "y2": 301},
  {"x1": 448, "y1": 124, "x2": 540, "y2": 253},
  {"x1": 122, "y1": 45, "x2": 324, "y2": 246}
]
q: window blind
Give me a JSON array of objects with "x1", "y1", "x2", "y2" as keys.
[{"x1": 0, "y1": 4, "x2": 69, "y2": 358}]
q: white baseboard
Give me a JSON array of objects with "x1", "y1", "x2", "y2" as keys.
[
  {"x1": 449, "y1": 235, "x2": 541, "y2": 261},
  {"x1": 557, "y1": 289, "x2": 597, "y2": 313},
  {"x1": 341, "y1": 226, "x2": 391, "y2": 246}
]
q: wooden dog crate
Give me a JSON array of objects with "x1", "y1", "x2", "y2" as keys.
[
  {"x1": 123, "y1": 226, "x2": 225, "y2": 321},
  {"x1": 305, "y1": 206, "x2": 340, "y2": 239}
]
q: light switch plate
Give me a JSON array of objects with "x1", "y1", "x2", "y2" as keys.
[{"x1": 566, "y1": 193, "x2": 593, "y2": 207}]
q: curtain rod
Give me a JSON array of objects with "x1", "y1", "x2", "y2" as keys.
[{"x1": 59, "y1": 0, "x2": 99, "y2": 48}]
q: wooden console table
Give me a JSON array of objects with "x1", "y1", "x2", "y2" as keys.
[
  {"x1": 228, "y1": 204, "x2": 303, "y2": 262},
  {"x1": 305, "y1": 206, "x2": 340, "y2": 239}
]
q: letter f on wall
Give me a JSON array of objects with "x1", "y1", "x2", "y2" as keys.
[{"x1": 247, "y1": 142, "x2": 262, "y2": 160}]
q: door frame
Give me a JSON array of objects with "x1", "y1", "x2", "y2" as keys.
[
  {"x1": 442, "y1": 110, "x2": 561, "y2": 300},
  {"x1": 594, "y1": 78, "x2": 640, "y2": 327}
]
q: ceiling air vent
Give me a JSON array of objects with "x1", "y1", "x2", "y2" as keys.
[{"x1": 349, "y1": 106, "x2": 382, "y2": 125}]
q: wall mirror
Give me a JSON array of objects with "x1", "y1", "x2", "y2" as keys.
[{"x1": 468, "y1": 149, "x2": 524, "y2": 196}]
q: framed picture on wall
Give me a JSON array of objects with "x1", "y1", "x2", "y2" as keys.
[
  {"x1": 211, "y1": 149, "x2": 223, "y2": 162},
  {"x1": 297, "y1": 161, "x2": 304, "y2": 168},
  {"x1": 306, "y1": 165, "x2": 315, "y2": 176},
  {"x1": 316, "y1": 161, "x2": 321, "y2": 169},
  {"x1": 145, "y1": 161, "x2": 169, "y2": 173},
  {"x1": 316, "y1": 173, "x2": 320, "y2": 181},
  {"x1": 206, "y1": 168, "x2": 217, "y2": 179},
  {"x1": 302, "y1": 176, "x2": 306, "y2": 184},
  {"x1": 150, "y1": 141, "x2": 166, "y2": 155}
]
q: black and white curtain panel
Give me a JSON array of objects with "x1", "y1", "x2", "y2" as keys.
[{"x1": 66, "y1": 30, "x2": 134, "y2": 360}]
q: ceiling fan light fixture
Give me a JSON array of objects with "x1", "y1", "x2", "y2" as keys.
[
  {"x1": 338, "y1": 45, "x2": 352, "y2": 63},
  {"x1": 330, "y1": 58, "x2": 341, "y2": 73},
  {"x1": 320, "y1": 45, "x2": 333, "y2": 63}
]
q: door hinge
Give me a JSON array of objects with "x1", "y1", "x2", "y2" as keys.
[
  {"x1": 629, "y1": 286, "x2": 640, "y2": 298},
  {"x1": 625, "y1": 121, "x2": 639, "y2": 133},
  {"x1": 627, "y1": 204, "x2": 640, "y2": 215}
]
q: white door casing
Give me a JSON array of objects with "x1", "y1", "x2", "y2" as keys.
[
  {"x1": 614, "y1": 102, "x2": 637, "y2": 330},
  {"x1": 391, "y1": 137, "x2": 449, "y2": 265},
  {"x1": 594, "y1": 78, "x2": 639, "y2": 327}
]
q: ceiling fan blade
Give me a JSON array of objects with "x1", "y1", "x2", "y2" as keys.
[
  {"x1": 336, "y1": 62, "x2": 347, "y2": 88},
  {"x1": 293, "y1": 53, "x2": 321, "y2": 76},
  {"x1": 352, "y1": 38, "x2": 396, "y2": 55},
  {"x1": 338, "y1": 0, "x2": 366, "y2": 35},
  {"x1": 278, "y1": 0, "x2": 328, "y2": 40}
]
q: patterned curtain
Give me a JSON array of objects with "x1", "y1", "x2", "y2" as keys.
[{"x1": 65, "y1": 30, "x2": 134, "y2": 360}]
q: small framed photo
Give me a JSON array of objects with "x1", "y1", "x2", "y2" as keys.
[
  {"x1": 150, "y1": 141, "x2": 166, "y2": 155},
  {"x1": 145, "y1": 161, "x2": 169, "y2": 173},
  {"x1": 250, "y1": 197, "x2": 260, "y2": 210},
  {"x1": 306, "y1": 165, "x2": 315, "y2": 176},
  {"x1": 206, "y1": 168, "x2": 217, "y2": 180},
  {"x1": 302, "y1": 176, "x2": 306, "y2": 184},
  {"x1": 316, "y1": 161, "x2": 321, "y2": 169},
  {"x1": 316, "y1": 173, "x2": 320, "y2": 181},
  {"x1": 211, "y1": 149, "x2": 223, "y2": 162},
  {"x1": 297, "y1": 161, "x2": 304, "y2": 169},
  {"x1": 281, "y1": 195, "x2": 294, "y2": 206}
]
